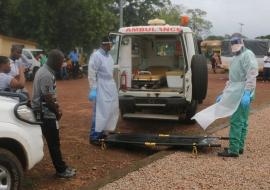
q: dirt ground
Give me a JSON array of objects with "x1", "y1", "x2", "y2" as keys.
[{"x1": 23, "y1": 69, "x2": 270, "y2": 190}]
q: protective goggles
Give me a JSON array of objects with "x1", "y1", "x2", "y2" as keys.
[{"x1": 230, "y1": 37, "x2": 242, "y2": 45}]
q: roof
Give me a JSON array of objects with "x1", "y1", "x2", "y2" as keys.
[
  {"x1": 119, "y1": 25, "x2": 192, "y2": 35},
  {"x1": 23, "y1": 48, "x2": 43, "y2": 52},
  {"x1": 201, "y1": 40, "x2": 222, "y2": 47},
  {"x1": 0, "y1": 34, "x2": 37, "y2": 46}
]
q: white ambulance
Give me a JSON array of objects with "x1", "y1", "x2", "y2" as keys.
[{"x1": 110, "y1": 18, "x2": 208, "y2": 121}]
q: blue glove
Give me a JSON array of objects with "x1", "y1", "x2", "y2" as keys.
[
  {"x1": 241, "y1": 90, "x2": 251, "y2": 108},
  {"x1": 88, "y1": 88, "x2": 97, "y2": 101},
  {"x1": 216, "y1": 94, "x2": 222, "y2": 103}
]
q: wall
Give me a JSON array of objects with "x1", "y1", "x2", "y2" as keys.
[{"x1": 0, "y1": 35, "x2": 37, "y2": 56}]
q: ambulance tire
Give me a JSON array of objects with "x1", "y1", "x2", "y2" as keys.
[
  {"x1": 191, "y1": 55, "x2": 208, "y2": 103},
  {"x1": 184, "y1": 99, "x2": 198, "y2": 123}
]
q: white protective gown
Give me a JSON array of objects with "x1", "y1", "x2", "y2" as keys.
[
  {"x1": 192, "y1": 48, "x2": 258, "y2": 130},
  {"x1": 88, "y1": 48, "x2": 119, "y2": 132}
]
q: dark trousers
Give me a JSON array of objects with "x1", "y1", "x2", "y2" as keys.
[
  {"x1": 41, "y1": 119, "x2": 67, "y2": 173},
  {"x1": 211, "y1": 61, "x2": 217, "y2": 73},
  {"x1": 72, "y1": 62, "x2": 79, "y2": 79},
  {"x1": 90, "y1": 101, "x2": 103, "y2": 141},
  {"x1": 263, "y1": 67, "x2": 270, "y2": 81},
  {"x1": 60, "y1": 67, "x2": 68, "y2": 80}
]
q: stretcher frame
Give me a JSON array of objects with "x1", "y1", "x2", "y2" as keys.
[{"x1": 98, "y1": 132, "x2": 229, "y2": 154}]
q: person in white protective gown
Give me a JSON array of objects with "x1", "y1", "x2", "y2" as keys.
[
  {"x1": 192, "y1": 34, "x2": 258, "y2": 157},
  {"x1": 88, "y1": 36, "x2": 119, "y2": 143}
]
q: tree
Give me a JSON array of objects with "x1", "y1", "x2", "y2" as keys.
[
  {"x1": 186, "y1": 9, "x2": 212, "y2": 37},
  {"x1": 206, "y1": 35, "x2": 225, "y2": 40},
  {"x1": 158, "y1": 4, "x2": 185, "y2": 25},
  {"x1": 1, "y1": 0, "x2": 117, "y2": 53},
  {"x1": 0, "y1": 0, "x2": 9, "y2": 34},
  {"x1": 112, "y1": 0, "x2": 171, "y2": 27},
  {"x1": 0, "y1": 0, "x2": 19, "y2": 36},
  {"x1": 256, "y1": 35, "x2": 270, "y2": 39}
]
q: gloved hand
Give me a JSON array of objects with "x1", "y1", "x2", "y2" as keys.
[
  {"x1": 241, "y1": 90, "x2": 251, "y2": 108},
  {"x1": 216, "y1": 94, "x2": 222, "y2": 103},
  {"x1": 88, "y1": 88, "x2": 97, "y2": 101}
]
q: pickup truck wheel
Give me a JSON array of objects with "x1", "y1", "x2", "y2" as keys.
[
  {"x1": 191, "y1": 55, "x2": 208, "y2": 103},
  {"x1": 0, "y1": 148, "x2": 23, "y2": 190},
  {"x1": 184, "y1": 100, "x2": 198, "y2": 124}
]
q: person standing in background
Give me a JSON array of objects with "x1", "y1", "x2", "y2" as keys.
[
  {"x1": 69, "y1": 48, "x2": 79, "y2": 79},
  {"x1": 32, "y1": 49, "x2": 76, "y2": 178},
  {"x1": 60, "y1": 58, "x2": 68, "y2": 80},
  {"x1": 88, "y1": 37, "x2": 119, "y2": 144}
]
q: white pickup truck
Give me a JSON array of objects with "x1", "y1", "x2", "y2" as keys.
[
  {"x1": 0, "y1": 92, "x2": 44, "y2": 190},
  {"x1": 22, "y1": 48, "x2": 43, "y2": 80},
  {"x1": 220, "y1": 39, "x2": 270, "y2": 73}
]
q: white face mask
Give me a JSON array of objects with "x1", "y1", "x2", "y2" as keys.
[{"x1": 231, "y1": 44, "x2": 243, "y2": 53}]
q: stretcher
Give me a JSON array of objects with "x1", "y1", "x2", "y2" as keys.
[{"x1": 98, "y1": 133, "x2": 229, "y2": 154}]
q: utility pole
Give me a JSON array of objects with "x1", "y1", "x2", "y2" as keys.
[
  {"x1": 239, "y1": 23, "x2": 244, "y2": 34},
  {"x1": 120, "y1": 0, "x2": 124, "y2": 28}
]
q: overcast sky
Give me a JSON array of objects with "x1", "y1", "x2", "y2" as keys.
[{"x1": 171, "y1": 0, "x2": 269, "y2": 38}]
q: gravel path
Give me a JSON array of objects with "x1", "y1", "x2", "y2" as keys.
[{"x1": 101, "y1": 106, "x2": 270, "y2": 190}]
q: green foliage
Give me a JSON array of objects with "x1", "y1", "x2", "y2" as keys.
[
  {"x1": 0, "y1": 0, "x2": 9, "y2": 34},
  {"x1": 113, "y1": 0, "x2": 171, "y2": 26},
  {"x1": 158, "y1": 4, "x2": 185, "y2": 25},
  {"x1": 206, "y1": 35, "x2": 225, "y2": 40},
  {"x1": 0, "y1": 0, "x2": 117, "y2": 53},
  {"x1": 256, "y1": 35, "x2": 270, "y2": 39},
  {"x1": 0, "y1": 0, "x2": 213, "y2": 54},
  {"x1": 156, "y1": 5, "x2": 212, "y2": 38},
  {"x1": 186, "y1": 8, "x2": 212, "y2": 37}
]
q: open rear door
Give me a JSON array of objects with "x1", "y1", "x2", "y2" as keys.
[{"x1": 109, "y1": 33, "x2": 122, "y2": 90}]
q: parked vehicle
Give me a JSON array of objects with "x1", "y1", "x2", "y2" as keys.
[
  {"x1": 22, "y1": 48, "x2": 43, "y2": 80},
  {"x1": 110, "y1": 18, "x2": 208, "y2": 121},
  {"x1": 0, "y1": 92, "x2": 44, "y2": 190},
  {"x1": 220, "y1": 39, "x2": 270, "y2": 73}
]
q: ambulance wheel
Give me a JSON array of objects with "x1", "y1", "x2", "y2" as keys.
[
  {"x1": 191, "y1": 55, "x2": 208, "y2": 101},
  {"x1": 184, "y1": 100, "x2": 198, "y2": 123}
]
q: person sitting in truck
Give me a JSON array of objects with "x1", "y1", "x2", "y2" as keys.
[{"x1": 0, "y1": 56, "x2": 25, "y2": 91}]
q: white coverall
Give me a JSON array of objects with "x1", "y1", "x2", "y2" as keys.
[{"x1": 88, "y1": 48, "x2": 119, "y2": 133}]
